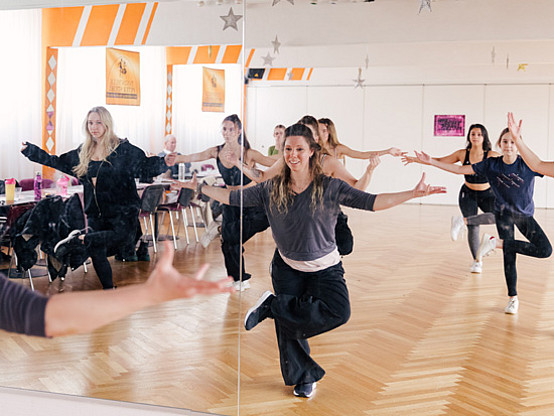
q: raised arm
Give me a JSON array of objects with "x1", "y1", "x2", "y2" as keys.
[
  {"x1": 402, "y1": 149, "x2": 463, "y2": 166},
  {"x1": 372, "y1": 172, "x2": 447, "y2": 211},
  {"x1": 323, "y1": 156, "x2": 377, "y2": 190},
  {"x1": 44, "y1": 241, "x2": 233, "y2": 337},
  {"x1": 508, "y1": 112, "x2": 554, "y2": 177},
  {"x1": 337, "y1": 143, "x2": 405, "y2": 160},
  {"x1": 414, "y1": 151, "x2": 475, "y2": 175},
  {"x1": 247, "y1": 148, "x2": 278, "y2": 168}
]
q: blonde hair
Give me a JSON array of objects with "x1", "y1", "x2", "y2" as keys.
[
  {"x1": 73, "y1": 106, "x2": 120, "y2": 177},
  {"x1": 270, "y1": 124, "x2": 324, "y2": 214}
]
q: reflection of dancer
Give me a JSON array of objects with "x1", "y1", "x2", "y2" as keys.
[
  {"x1": 199, "y1": 124, "x2": 445, "y2": 398},
  {"x1": 416, "y1": 120, "x2": 552, "y2": 315},
  {"x1": 173, "y1": 114, "x2": 275, "y2": 291},
  {"x1": 403, "y1": 124, "x2": 501, "y2": 273},
  {"x1": 0, "y1": 242, "x2": 233, "y2": 337},
  {"x1": 268, "y1": 124, "x2": 285, "y2": 157},
  {"x1": 21, "y1": 106, "x2": 174, "y2": 289}
]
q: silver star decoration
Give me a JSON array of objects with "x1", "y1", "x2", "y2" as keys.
[
  {"x1": 220, "y1": 7, "x2": 243, "y2": 31},
  {"x1": 272, "y1": 35, "x2": 281, "y2": 54},
  {"x1": 491, "y1": 46, "x2": 496, "y2": 64},
  {"x1": 353, "y1": 67, "x2": 364, "y2": 88},
  {"x1": 418, "y1": 0, "x2": 431, "y2": 13},
  {"x1": 261, "y1": 52, "x2": 275, "y2": 66},
  {"x1": 272, "y1": 0, "x2": 294, "y2": 5}
]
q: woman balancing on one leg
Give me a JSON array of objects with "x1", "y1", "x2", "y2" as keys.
[
  {"x1": 198, "y1": 123, "x2": 445, "y2": 398},
  {"x1": 415, "y1": 119, "x2": 552, "y2": 315},
  {"x1": 403, "y1": 124, "x2": 501, "y2": 274}
]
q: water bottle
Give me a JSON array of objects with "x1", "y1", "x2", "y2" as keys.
[
  {"x1": 34, "y1": 171, "x2": 42, "y2": 201},
  {"x1": 178, "y1": 163, "x2": 185, "y2": 181}
]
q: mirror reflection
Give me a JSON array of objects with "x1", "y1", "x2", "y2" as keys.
[{"x1": 0, "y1": 2, "x2": 244, "y2": 415}]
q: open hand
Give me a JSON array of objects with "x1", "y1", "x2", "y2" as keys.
[
  {"x1": 414, "y1": 151, "x2": 432, "y2": 165},
  {"x1": 401, "y1": 154, "x2": 418, "y2": 166},
  {"x1": 367, "y1": 155, "x2": 381, "y2": 172},
  {"x1": 412, "y1": 172, "x2": 447, "y2": 198},
  {"x1": 165, "y1": 152, "x2": 177, "y2": 167},
  {"x1": 507, "y1": 112, "x2": 523, "y2": 143},
  {"x1": 388, "y1": 147, "x2": 407, "y2": 157}
]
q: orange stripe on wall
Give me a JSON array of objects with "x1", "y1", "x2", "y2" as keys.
[
  {"x1": 141, "y1": 2, "x2": 158, "y2": 45},
  {"x1": 115, "y1": 3, "x2": 146, "y2": 45},
  {"x1": 42, "y1": 7, "x2": 84, "y2": 47},
  {"x1": 80, "y1": 4, "x2": 119, "y2": 46},
  {"x1": 166, "y1": 46, "x2": 193, "y2": 65},
  {"x1": 307, "y1": 68, "x2": 313, "y2": 80},
  {"x1": 245, "y1": 49, "x2": 255, "y2": 68},
  {"x1": 193, "y1": 46, "x2": 220, "y2": 64},
  {"x1": 290, "y1": 68, "x2": 305, "y2": 81},
  {"x1": 267, "y1": 68, "x2": 287, "y2": 81},
  {"x1": 222, "y1": 45, "x2": 242, "y2": 64}
]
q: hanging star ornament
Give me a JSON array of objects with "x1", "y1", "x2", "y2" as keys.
[
  {"x1": 261, "y1": 52, "x2": 275, "y2": 66},
  {"x1": 518, "y1": 63, "x2": 528, "y2": 72},
  {"x1": 353, "y1": 68, "x2": 364, "y2": 88},
  {"x1": 418, "y1": 0, "x2": 432, "y2": 13},
  {"x1": 272, "y1": 0, "x2": 294, "y2": 5},
  {"x1": 272, "y1": 35, "x2": 281, "y2": 54},
  {"x1": 220, "y1": 7, "x2": 243, "y2": 31}
]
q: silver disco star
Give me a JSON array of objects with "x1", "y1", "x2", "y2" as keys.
[
  {"x1": 262, "y1": 52, "x2": 275, "y2": 66},
  {"x1": 418, "y1": 0, "x2": 431, "y2": 13},
  {"x1": 272, "y1": 0, "x2": 294, "y2": 5},
  {"x1": 272, "y1": 35, "x2": 281, "y2": 54},
  {"x1": 353, "y1": 67, "x2": 364, "y2": 88},
  {"x1": 220, "y1": 7, "x2": 243, "y2": 31}
]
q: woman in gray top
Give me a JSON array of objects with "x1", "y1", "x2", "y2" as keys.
[{"x1": 198, "y1": 123, "x2": 446, "y2": 398}]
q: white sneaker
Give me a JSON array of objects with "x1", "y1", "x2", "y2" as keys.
[
  {"x1": 470, "y1": 260, "x2": 482, "y2": 274},
  {"x1": 504, "y1": 297, "x2": 519, "y2": 314},
  {"x1": 232, "y1": 280, "x2": 251, "y2": 292},
  {"x1": 200, "y1": 221, "x2": 221, "y2": 248},
  {"x1": 477, "y1": 233, "x2": 497, "y2": 262},
  {"x1": 450, "y1": 215, "x2": 466, "y2": 241}
]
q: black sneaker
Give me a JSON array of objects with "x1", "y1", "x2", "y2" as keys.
[
  {"x1": 54, "y1": 229, "x2": 82, "y2": 258},
  {"x1": 244, "y1": 291, "x2": 274, "y2": 331},
  {"x1": 293, "y1": 382, "x2": 316, "y2": 398}
]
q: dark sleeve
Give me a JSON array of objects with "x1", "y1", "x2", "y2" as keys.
[
  {"x1": 229, "y1": 183, "x2": 265, "y2": 208},
  {"x1": 0, "y1": 274, "x2": 48, "y2": 337},
  {"x1": 335, "y1": 179, "x2": 376, "y2": 211},
  {"x1": 471, "y1": 158, "x2": 488, "y2": 177},
  {"x1": 21, "y1": 143, "x2": 80, "y2": 177},
  {"x1": 136, "y1": 148, "x2": 169, "y2": 179}
]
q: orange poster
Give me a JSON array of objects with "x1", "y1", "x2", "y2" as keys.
[
  {"x1": 106, "y1": 48, "x2": 140, "y2": 106},
  {"x1": 202, "y1": 67, "x2": 225, "y2": 112}
]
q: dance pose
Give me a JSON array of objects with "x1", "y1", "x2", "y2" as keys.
[
  {"x1": 403, "y1": 124, "x2": 501, "y2": 273},
  {"x1": 21, "y1": 106, "x2": 174, "y2": 289},
  {"x1": 416, "y1": 121, "x2": 552, "y2": 314},
  {"x1": 199, "y1": 123, "x2": 445, "y2": 398},
  {"x1": 173, "y1": 114, "x2": 275, "y2": 291},
  {"x1": 0, "y1": 241, "x2": 233, "y2": 338}
]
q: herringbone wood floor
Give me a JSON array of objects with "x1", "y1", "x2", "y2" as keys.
[{"x1": 2, "y1": 204, "x2": 554, "y2": 415}]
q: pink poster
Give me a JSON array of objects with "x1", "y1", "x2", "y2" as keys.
[{"x1": 434, "y1": 115, "x2": 465, "y2": 137}]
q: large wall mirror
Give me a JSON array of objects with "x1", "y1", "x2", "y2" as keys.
[{"x1": 3, "y1": 1, "x2": 554, "y2": 415}]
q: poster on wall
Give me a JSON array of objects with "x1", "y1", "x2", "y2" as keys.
[
  {"x1": 202, "y1": 67, "x2": 225, "y2": 112},
  {"x1": 434, "y1": 115, "x2": 465, "y2": 136},
  {"x1": 106, "y1": 48, "x2": 140, "y2": 106}
]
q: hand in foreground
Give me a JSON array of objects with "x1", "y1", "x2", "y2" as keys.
[
  {"x1": 366, "y1": 155, "x2": 381, "y2": 172},
  {"x1": 401, "y1": 154, "x2": 418, "y2": 166},
  {"x1": 170, "y1": 173, "x2": 197, "y2": 191},
  {"x1": 146, "y1": 240, "x2": 234, "y2": 303},
  {"x1": 388, "y1": 147, "x2": 407, "y2": 157},
  {"x1": 165, "y1": 152, "x2": 177, "y2": 167},
  {"x1": 221, "y1": 149, "x2": 240, "y2": 167},
  {"x1": 414, "y1": 150, "x2": 432, "y2": 165},
  {"x1": 507, "y1": 112, "x2": 523, "y2": 143},
  {"x1": 412, "y1": 172, "x2": 447, "y2": 198},
  {"x1": 21, "y1": 141, "x2": 28, "y2": 152}
]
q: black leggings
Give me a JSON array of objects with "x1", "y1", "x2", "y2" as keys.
[
  {"x1": 458, "y1": 185, "x2": 496, "y2": 260},
  {"x1": 270, "y1": 250, "x2": 351, "y2": 386},
  {"x1": 495, "y1": 210, "x2": 552, "y2": 296}
]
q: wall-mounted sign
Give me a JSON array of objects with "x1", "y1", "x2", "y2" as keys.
[
  {"x1": 202, "y1": 67, "x2": 225, "y2": 112},
  {"x1": 106, "y1": 48, "x2": 140, "y2": 106},
  {"x1": 434, "y1": 115, "x2": 465, "y2": 137}
]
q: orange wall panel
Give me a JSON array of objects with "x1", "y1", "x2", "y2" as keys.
[
  {"x1": 80, "y1": 4, "x2": 119, "y2": 46},
  {"x1": 114, "y1": 3, "x2": 146, "y2": 45},
  {"x1": 42, "y1": 7, "x2": 84, "y2": 47}
]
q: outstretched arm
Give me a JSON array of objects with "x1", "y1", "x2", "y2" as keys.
[
  {"x1": 372, "y1": 172, "x2": 446, "y2": 211},
  {"x1": 44, "y1": 241, "x2": 233, "y2": 337},
  {"x1": 402, "y1": 149, "x2": 463, "y2": 166},
  {"x1": 174, "y1": 147, "x2": 218, "y2": 164},
  {"x1": 508, "y1": 112, "x2": 554, "y2": 177},
  {"x1": 414, "y1": 151, "x2": 474, "y2": 175},
  {"x1": 337, "y1": 144, "x2": 405, "y2": 160}
]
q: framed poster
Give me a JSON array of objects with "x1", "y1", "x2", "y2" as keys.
[
  {"x1": 202, "y1": 67, "x2": 225, "y2": 112},
  {"x1": 106, "y1": 48, "x2": 140, "y2": 106},
  {"x1": 434, "y1": 115, "x2": 465, "y2": 137}
]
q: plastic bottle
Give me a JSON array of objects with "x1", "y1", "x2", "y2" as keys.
[{"x1": 34, "y1": 171, "x2": 42, "y2": 201}]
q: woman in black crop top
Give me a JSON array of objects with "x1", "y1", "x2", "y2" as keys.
[
  {"x1": 403, "y1": 124, "x2": 501, "y2": 273},
  {"x1": 173, "y1": 114, "x2": 276, "y2": 291}
]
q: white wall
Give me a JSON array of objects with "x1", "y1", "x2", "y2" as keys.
[{"x1": 246, "y1": 80, "x2": 554, "y2": 208}]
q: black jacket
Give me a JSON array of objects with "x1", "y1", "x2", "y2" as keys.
[{"x1": 22, "y1": 139, "x2": 168, "y2": 219}]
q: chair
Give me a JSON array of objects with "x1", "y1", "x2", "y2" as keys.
[
  {"x1": 19, "y1": 178, "x2": 54, "y2": 192},
  {"x1": 138, "y1": 184, "x2": 165, "y2": 253},
  {"x1": 157, "y1": 187, "x2": 197, "y2": 248},
  {"x1": 201, "y1": 164, "x2": 215, "y2": 171}
]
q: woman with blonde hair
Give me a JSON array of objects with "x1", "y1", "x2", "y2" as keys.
[
  {"x1": 196, "y1": 123, "x2": 445, "y2": 398},
  {"x1": 21, "y1": 106, "x2": 173, "y2": 289}
]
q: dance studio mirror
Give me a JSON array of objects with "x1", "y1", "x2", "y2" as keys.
[{"x1": 0, "y1": 1, "x2": 245, "y2": 415}]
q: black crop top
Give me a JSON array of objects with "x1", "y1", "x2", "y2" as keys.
[
  {"x1": 216, "y1": 146, "x2": 252, "y2": 187},
  {"x1": 463, "y1": 149, "x2": 489, "y2": 184}
]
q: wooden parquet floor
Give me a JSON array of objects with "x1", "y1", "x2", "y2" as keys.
[{"x1": 2, "y1": 204, "x2": 554, "y2": 415}]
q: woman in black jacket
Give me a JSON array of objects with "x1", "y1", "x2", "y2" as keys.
[{"x1": 21, "y1": 106, "x2": 173, "y2": 289}]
